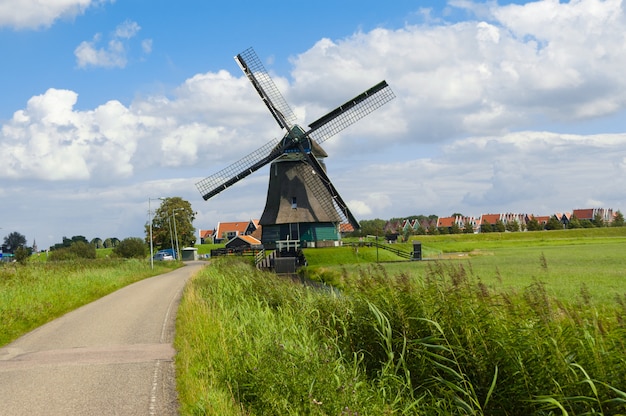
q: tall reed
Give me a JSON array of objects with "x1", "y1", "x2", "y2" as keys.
[{"x1": 176, "y1": 257, "x2": 626, "y2": 415}]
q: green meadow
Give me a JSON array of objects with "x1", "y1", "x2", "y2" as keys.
[
  {"x1": 176, "y1": 228, "x2": 626, "y2": 415},
  {"x1": 0, "y1": 258, "x2": 179, "y2": 346}
]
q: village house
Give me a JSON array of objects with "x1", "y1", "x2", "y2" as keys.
[
  {"x1": 198, "y1": 229, "x2": 215, "y2": 244},
  {"x1": 572, "y1": 208, "x2": 614, "y2": 224},
  {"x1": 213, "y1": 220, "x2": 260, "y2": 244}
]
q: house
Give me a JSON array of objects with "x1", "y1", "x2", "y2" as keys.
[
  {"x1": 530, "y1": 215, "x2": 551, "y2": 227},
  {"x1": 554, "y1": 212, "x2": 572, "y2": 228},
  {"x1": 572, "y1": 208, "x2": 614, "y2": 224},
  {"x1": 479, "y1": 214, "x2": 502, "y2": 231},
  {"x1": 199, "y1": 229, "x2": 215, "y2": 244},
  {"x1": 476, "y1": 213, "x2": 527, "y2": 232},
  {"x1": 436, "y1": 216, "x2": 457, "y2": 231},
  {"x1": 214, "y1": 220, "x2": 259, "y2": 243},
  {"x1": 225, "y1": 234, "x2": 263, "y2": 250},
  {"x1": 437, "y1": 215, "x2": 479, "y2": 233},
  {"x1": 339, "y1": 223, "x2": 355, "y2": 237}
]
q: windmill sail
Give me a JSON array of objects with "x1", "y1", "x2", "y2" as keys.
[
  {"x1": 307, "y1": 80, "x2": 395, "y2": 145},
  {"x1": 195, "y1": 137, "x2": 281, "y2": 200},
  {"x1": 235, "y1": 48, "x2": 297, "y2": 130}
]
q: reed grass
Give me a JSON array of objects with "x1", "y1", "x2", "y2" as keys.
[{"x1": 176, "y1": 254, "x2": 626, "y2": 415}]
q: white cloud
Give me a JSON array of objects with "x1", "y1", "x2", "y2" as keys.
[
  {"x1": 0, "y1": 0, "x2": 110, "y2": 29},
  {"x1": 75, "y1": 20, "x2": 149, "y2": 69},
  {"x1": 290, "y1": 0, "x2": 626, "y2": 145},
  {"x1": 3, "y1": 0, "x2": 626, "y2": 248}
]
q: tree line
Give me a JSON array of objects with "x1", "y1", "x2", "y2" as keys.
[
  {"x1": 2, "y1": 196, "x2": 197, "y2": 264},
  {"x1": 352, "y1": 211, "x2": 625, "y2": 241}
]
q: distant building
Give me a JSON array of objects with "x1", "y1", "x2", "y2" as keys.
[{"x1": 573, "y1": 208, "x2": 614, "y2": 224}]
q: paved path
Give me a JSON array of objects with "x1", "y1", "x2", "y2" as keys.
[{"x1": 0, "y1": 261, "x2": 206, "y2": 416}]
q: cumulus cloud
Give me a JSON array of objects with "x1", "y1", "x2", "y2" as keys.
[
  {"x1": 291, "y1": 0, "x2": 626, "y2": 147},
  {"x1": 3, "y1": 0, "x2": 626, "y2": 247},
  {"x1": 75, "y1": 20, "x2": 152, "y2": 68},
  {"x1": 0, "y1": 0, "x2": 110, "y2": 29}
]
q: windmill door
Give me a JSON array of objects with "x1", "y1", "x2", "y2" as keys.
[{"x1": 289, "y1": 223, "x2": 300, "y2": 241}]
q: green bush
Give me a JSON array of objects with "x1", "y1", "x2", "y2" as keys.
[
  {"x1": 48, "y1": 241, "x2": 96, "y2": 261},
  {"x1": 113, "y1": 237, "x2": 148, "y2": 259}
]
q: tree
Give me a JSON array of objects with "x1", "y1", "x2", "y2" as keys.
[
  {"x1": 146, "y1": 197, "x2": 196, "y2": 252},
  {"x1": 568, "y1": 215, "x2": 582, "y2": 229},
  {"x1": 506, "y1": 220, "x2": 520, "y2": 232},
  {"x1": 593, "y1": 212, "x2": 606, "y2": 227},
  {"x1": 495, "y1": 220, "x2": 506, "y2": 232},
  {"x1": 14, "y1": 246, "x2": 31, "y2": 264},
  {"x1": 91, "y1": 238, "x2": 104, "y2": 249},
  {"x1": 545, "y1": 216, "x2": 563, "y2": 230},
  {"x1": 428, "y1": 224, "x2": 439, "y2": 235},
  {"x1": 463, "y1": 221, "x2": 474, "y2": 234},
  {"x1": 358, "y1": 219, "x2": 386, "y2": 238},
  {"x1": 114, "y1": 237, "x2": 148, "y2": 259},
  {"x1": 450, "y1": 223, "x2": 462, "y2": 234},
  {"x1": 480, "y1": 220, "x2": 492, "y2": 233},
  {"x1": 526, "y1": 217, "x2": 542, "y2": 231},
  {"x1": 3, "y1": 231, "x2": 26, "y2": 253},
  {"x1": 612, "y1": 211, "x2": 624, "y2": 227}
]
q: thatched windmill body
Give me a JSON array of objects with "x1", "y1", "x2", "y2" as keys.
[{"x1": 196, "y1": 48, "x2": 394, "y2": 248}]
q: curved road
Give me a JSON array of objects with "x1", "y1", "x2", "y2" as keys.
[{"x1": 0, "y1": 261, "x2": 206, "y2": 415}]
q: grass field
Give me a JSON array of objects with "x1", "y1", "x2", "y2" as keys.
[
  {"x1": 0, "y1": 258, "x2": 179, "y2": 346},
  {"x1": 303, "y1": 227, "x2": 626, "y2": 305},
  {"x1": 177, "y1": 228, "x2": 626, "y2": 415}
]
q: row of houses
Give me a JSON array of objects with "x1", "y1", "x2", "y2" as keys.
[
  {"x1": 199, "y1": 208, "x2": 617, "y2": 245},
  {"x1": 386, "y1": 208, "x2": 617, "y2": 235}
]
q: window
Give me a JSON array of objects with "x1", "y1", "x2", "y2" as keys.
[{"x1": 291, "y1": 197, "x2": 297, "y2": 209}]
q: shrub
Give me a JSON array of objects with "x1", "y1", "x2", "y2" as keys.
[
  {"x1": 113, "y1": 237, "x2": 148, "y2": 259},
  {"x1": 14, "y1": 247, "x2": 30, "y2": 264},
  {"x1": 49, "y1": 241, "x2": 96, "y2": 261}
]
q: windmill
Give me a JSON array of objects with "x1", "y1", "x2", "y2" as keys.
[{"x1": 196, "y1": 47, "x2": 394, "y2": 250}]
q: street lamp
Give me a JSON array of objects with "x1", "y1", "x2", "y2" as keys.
[
  {"x1": 167, "y1": 215, "x2": 175, "y2": 258},
  {"x1": 172, "y1": 207, "x2": 185, "y2": 261},
  {"x1": 148, "y1": 197, "x2": 165, "y2": 269}
]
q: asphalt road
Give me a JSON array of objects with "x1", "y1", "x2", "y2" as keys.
[{"x1": 0, "y1": 261, "x2": 207, "y2": 416}]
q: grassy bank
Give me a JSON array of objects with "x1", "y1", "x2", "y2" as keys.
[
  {"x1": 175, "y1": 257, "x2": 626, "y2": 414},
  {"x1": 0, "y1": 259, "x2": 178, "y2": 346},
  {"x1": 306, "y1": 228, "x2": 626, "y2": 305},
  {"x1": 176, "y1": 229, "x2": 626, "y2": 415}
]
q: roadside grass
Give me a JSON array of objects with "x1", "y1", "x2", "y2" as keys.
[
  {"x1": 176, "y1": 228, "x2": 626, "y2": 415},
  {"x1": 0, "y1": 259, "x2": 179, "y2": 346},
  {"x1": 176, "y1": 256, "x2": 626, "y2": 414}
]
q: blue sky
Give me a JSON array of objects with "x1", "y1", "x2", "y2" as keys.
[{"x1": 1, "y1": 0, "x2": 625, "y2": 249}]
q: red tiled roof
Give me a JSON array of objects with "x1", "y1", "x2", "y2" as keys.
[
  {"x1": 199, "y1": 229, "x2": 214, "y2": 239},
  {"x1": 340, "y1": 223, "x2": 354, "y2": 233},
  {"x1": 481, "y1": 214, "x2": 501, "y2": 224},
  {"x1": 573, "y1": 209, "x2": 594, "y2": 220},
  {"x1": 437, "y1": 217, "x2": 456, "y2": 227},
  {"x1": 215, "y1": 220, "x2": 257, "y2": 238}
]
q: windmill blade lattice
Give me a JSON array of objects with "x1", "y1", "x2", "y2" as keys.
[
  {"x1": 306, "y1": 80, "x2": 395, "y2": 145},
  {"x1": 195, "y1": 137, "x2": 281, "y2": 200},
  {"x1": 235, "y1": 48, "x2": 298, "y2": 130},
  {"x1": 297, "y1": 154, "x2": 360, "y2": 230}
]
